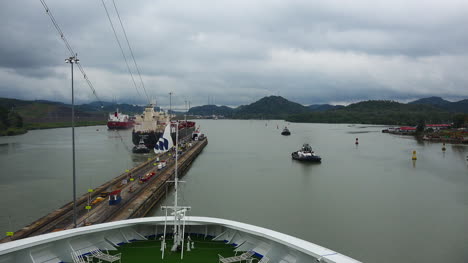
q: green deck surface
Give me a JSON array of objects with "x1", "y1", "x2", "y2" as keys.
[{"x1": 105, "y1": 236, "x2": 239, "y2": 263}]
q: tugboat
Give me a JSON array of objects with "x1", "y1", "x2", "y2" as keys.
[
  {"x1": 132, "y1": 138, "x2": 150, "y2": 153},
  {"x1": 291, "y1": 144, "x2": 322, "y2": 162},
  {"x1": 281, "y1": 127, "x2": 291, "y2": 136}
]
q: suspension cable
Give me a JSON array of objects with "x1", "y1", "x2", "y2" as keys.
[
  {"x1": 111, "y1": 0, "x2": 150, "y2": 104},
  {"x1": 39, "y1": 0, "x2": 103, "y2": 106},
  {"x1": 101, "y1": 0, "x2": 144, "y2": 100}
]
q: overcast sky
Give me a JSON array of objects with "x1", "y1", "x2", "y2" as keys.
[{"x1": 1, "y1": 0, "x2": 468, "y2": 109}]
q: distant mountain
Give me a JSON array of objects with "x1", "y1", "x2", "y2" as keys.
[
  {"x1": 287, "y1": 100, "x2": 454, "y2": 125},
  {"x1": 188, "y1": 96, "x2": 310, "y2": 118},
  {"x1": 0, "y1": 97, "x2": 34, "y2": 109},
  {"x1": 0, "y1": 98, "x2": 171, "y2": 125},
  {"x1": 409, "y1": 96, "x2": 468, "y2": 113},
  {"x1": 409, "y1": 96, "x2": 451, "y2": 107},
  {"x1": 2, "y1": 95, "x2": 466, "y2": 126},
  {"x1": 450, "y1": 99, "x2": 468, "y2": 113},
  {"x1": 234, "y1": 96, "x2": 310, "y2": 118},
  {"x1": 308, "y1": 104, "x2": 344, "y2": 112},
  {"x1": 77, "y1": 101, "x2": 145, "y2": 114},
  {"x1": 188, "y1": 105, "x2": 234, "y2": 116},
  {"x1": 0, "y1": 97, "x2": 105, "y2": 124}
]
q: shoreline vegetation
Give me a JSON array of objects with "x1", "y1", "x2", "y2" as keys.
[
  {"x1": 24, "y1": 121, "x2": 107, "y2": 130},
  {"x1": 0, "y1": 106, "x2": 27, "y2": 136},
  {"x1": 1, "y1": 96, "x2": 467, "y2": 138},
  {"x1": 0, "y1": 127, "x2": 27, "y2": 136},
  {"x1": 0, "y1": 120, "x2": 108, "y2": 136}
]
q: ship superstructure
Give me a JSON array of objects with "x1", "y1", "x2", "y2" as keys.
[
  {"x1": 132, "y1": 104, "x2": 169, "y2": 149},
  {"x1": 132, "y1": 104, "x2": 195, "y2": 150}
]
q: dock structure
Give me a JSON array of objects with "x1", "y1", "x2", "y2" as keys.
[{"x1": 1, "y1": 138, "x2": 208, "y2": 243}]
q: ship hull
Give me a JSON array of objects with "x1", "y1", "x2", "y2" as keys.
[
  {"x1": 107, "y1": 121, "x2": 134, "y2": 129},
  {"x1": 0, "y1": 216, "x2": 362, "y2": 263},
  {"x1": 291, "y1": 152, "x2": 322, "y2": 162}
]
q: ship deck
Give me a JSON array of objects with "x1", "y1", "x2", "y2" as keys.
[{"x1": 104, "y1": 236, "x2": 241, "y2": 263}]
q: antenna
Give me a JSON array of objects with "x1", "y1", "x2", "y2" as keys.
[
  {"x1": 169, "y1": 92, "x2": 173, "y2": 119},
  {"x1": 184, "y1": 99, "x2": 187, "y2": 125}
]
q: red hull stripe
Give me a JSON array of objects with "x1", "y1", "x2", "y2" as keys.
[{"x1": 107, "y1": 122, "x2": 134, "y2": 129}]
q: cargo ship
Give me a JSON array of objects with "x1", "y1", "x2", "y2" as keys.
[
  {"x1": 107, "y1": 109, "x2": 134, "y2": 129},
  {"x1": 132, "y1": 104, "x2": 196, "y2": 149}
]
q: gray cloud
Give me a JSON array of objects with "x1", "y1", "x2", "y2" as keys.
[{"x1": 1, "y1": 0, "x2": 468, "y2": 107}]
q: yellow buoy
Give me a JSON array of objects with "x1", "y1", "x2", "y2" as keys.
[{"x1": 412, "y1": 150, "x2": 417, "y2": 160}]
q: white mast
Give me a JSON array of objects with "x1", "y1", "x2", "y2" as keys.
[
  {"x1": 161, "y1": 119, "x2": 191, "y2": 260},
  {"x1": 173, "y1": 121, "x2": 179, "y2": 251}
]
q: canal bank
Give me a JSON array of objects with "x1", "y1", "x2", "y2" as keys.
[{"x1": 1, "y1": 138, "x2": 207, "y2": 242}]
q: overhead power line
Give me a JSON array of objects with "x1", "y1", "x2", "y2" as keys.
[
  {"x1": 101, "y1": 0, "x2": 150, "y2": 104},
  {"x1": 39, "y1": 0, "x2": 103, "y2": 106},
  {"x1": 111, "y1": 0, "x2": 150, "y2": 103}
]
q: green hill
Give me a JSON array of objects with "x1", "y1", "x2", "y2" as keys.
[
  {"x1": 188, "y1": 105, "x2": 234, "y2": 117},
  {"x1": 409, "y1": 96, "x2": 468, "y2": 113},
  {"x1": 0, "y1": 98, "x2": 150, "y2": 126},
  {"x1": 0, "y1": 99, "x2": 104, "y2": 123},
  {"x1": 233, "y1": 96, "x2": 310, "y2": 119},
  {"x1": 0, "y1": 98, "x2": 112, "y2": 131},
  {"x1": 287, "y1": 100, "x2": 454, "y2": 125},
  {"x1": 76, "y1": 101, "x2": 145, "y2": 115},
  {"x1": 308, "y1": 104, "x2": 344, "y2": 112},
  {"x1": 188, "y1": 96, "x2": 310, "y2": 119},
  {"x1": 2, "y1": 95, "x2": 466, "y2": 128}
]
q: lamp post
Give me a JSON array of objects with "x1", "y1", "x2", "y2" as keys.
[{"x1": 65, "y1": 55, "x2": 79, "y2": 228}]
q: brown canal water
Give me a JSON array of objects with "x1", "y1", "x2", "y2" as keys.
[{"x1": 1, "y1": 120, "x2": 468, "y2": 263}]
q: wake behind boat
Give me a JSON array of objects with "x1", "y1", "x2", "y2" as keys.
[{"x1": 292, "y1": 144, "x2": 322, "y2": 162}]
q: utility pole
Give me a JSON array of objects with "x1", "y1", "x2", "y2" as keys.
[{"x1": 65, "y1": 55, "x2": 79, "y2": 228}]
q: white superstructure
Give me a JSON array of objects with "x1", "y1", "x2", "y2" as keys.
[
  {"x1": 0, "y1": 217, "x2": 361, "y2": 263},
  {"x1": 133, "y1": 104, "x2": 169, "y2": 132}
]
